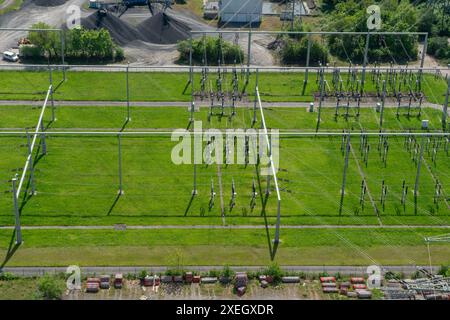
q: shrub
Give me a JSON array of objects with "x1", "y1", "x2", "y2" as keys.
[
  {"x1": 0, "y1": 272, "x2": 18, "y2": 281},
  {"x1": 221, "y1": 265, "x2": 234, "y2": 278},
  {"x1": 139, "y1": 270, "x2": 147, "y2": 279},
  {"x1": 34, "y1": 275, "x2": 64, "y2": 300},
  {"x1": 281, "y1": 37, "x2": 328, "y2": 66},
  {"x1": 264, "y1": 262, "x2": 284, "y2": 284},
  {"x1": 178, "y1": 36, "x2": 244, "y2": 65},
  {"x1": 438, "y1": 265, "x2": 449, "y2": 277},
  {"x1": 115, "y1": 46, "x2": 125, "y2": 61}
]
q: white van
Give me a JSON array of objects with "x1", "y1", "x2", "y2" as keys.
[{"x1": 3, "y1": 51, "x2": 19, "y2": 62}]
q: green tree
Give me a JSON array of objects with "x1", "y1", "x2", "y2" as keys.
[
  {"x1": 28, "y1": 22, "x2": 60, "y2": 59},
  {"x1": 324, "y1": 0, "x2": 419, "y2": 64}
]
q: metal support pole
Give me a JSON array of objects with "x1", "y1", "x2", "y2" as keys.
[
  {"x1": 49, "y1": 66, "x2": 55, "y2": 122},
  {"x1": 413, "y1": 135, "x2": 425, "y2": 210},
  {"x1": 361, "y1": 32, "x2": 370, "y2": 95},
  {"x1": 442, "y1": 76, "x2": 449, "y2": 130},
  {"x1": 12, "y1": 175, "x2": 22, "y2": 245},
  {"x1": 189, "y1": 35, "x2": 195, "y2": 122},
  {"x1": 339, "y1": 134, "x2": 351, "y2": 216},
  {"x1": 266, "y1": 134, "x2": 272, "y2": 196},
  {"x1": 419, "y1": 34, "x2": 428, "y2": 85},
  {"x1": 291, "y1": 0, "x2": 295, "y2": 31},
  {"x1": 379, "y1": 80, "x2": 386, "y2": 129},
  {"x1": 126, "y1": 64, "x2": 131, "y2": 121},
  {"x1": 317, "y1": 67, "x2": 324, "y2": 131},
  {"x1": 40, "y1": 120, "x2": 47, "y2": 155},
  {"x1": 118, "y1": 134, "x2": 123, "y2": 195},
  {"x1": 60, "y1": 30, "x2": 66, "y2": 81},
  {"x1": 274, "y1": 200, "x2": 281, "y2": 245},
  {"x1": 26, "y1": 129, "x2": 36, "y2": 195},
  {"x1": 246, "y1": 30, "x2": 252, "y2": 84},
  {"x1": 304, "y1": 34, "x2": 311, "y2": 84},
  {"x1": 253, "y1": 68, "x2": 259, "y2": 126}
]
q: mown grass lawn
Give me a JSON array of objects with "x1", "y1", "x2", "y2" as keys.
[
  {"x1": 0, "y1": 70, "x2": 446, "y2": 104},
  {"x1": 0, "y1": 228, "x2": 449, "y2": 266},
  {"x1": 0, "y1": 105, "x2": 448, "y2": 226},
  {"x1": 0, "y1": 105, "x2": 445, "y2": 132}
]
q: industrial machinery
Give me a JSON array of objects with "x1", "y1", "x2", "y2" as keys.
[{"x1": 89, "y1": 0, "x2": 173, "y2": 17}]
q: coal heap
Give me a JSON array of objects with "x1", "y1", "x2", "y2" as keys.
[
  {"x1": 137, "y1": 12, "x2": 191, "y2": 45},
  {"x1": 79, "y1": 11, "x2": 190, "y2": 46},
  {"x1": 34, "y1": 0, "x2": 68, "y2": 6},
  {"x1": 81, "y1": 12, "x2": 142, "y2": 46}
]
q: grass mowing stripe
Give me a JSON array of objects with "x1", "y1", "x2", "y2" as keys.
[
  {"x1": 1, "y1": 228, "x2": 449, "y2": 266},
  {"x1": 0, "y1": 71, "x2": 446, "y2": 104}
]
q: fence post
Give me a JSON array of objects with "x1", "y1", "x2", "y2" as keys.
[
  {"x1": 317, "y1": 66, "x2": 324, "y2": 131},
  {"x1": 246, "y1": 30, "x2": 252, "y2": 84},
  {"x1": 304, "y1": 34, "x2": 311, "y2": 85},
  {"x1": 60, "y1": 30, "x2": 66, "y2": 81},
  {"x1": 126, "y1": 64, "x2": 131, "y2": 121}
]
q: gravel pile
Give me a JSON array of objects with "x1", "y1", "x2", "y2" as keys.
[
  {"x1": 79, "y1": 12, "x2": 190, "y2": 46},
  {"x1": 81, "y1": 12, "x2": 142, "y2": 46},
  {"x1": 137, "y1": 12, "x2": 191, "y2": 45}
]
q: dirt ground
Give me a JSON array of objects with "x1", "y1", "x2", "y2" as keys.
[
  {"x1": 0, "y1": 1, "x2": 277, "y2": 66},
  {"x1": 63, "y1": 280, "x2": 345, "y2": 300}
]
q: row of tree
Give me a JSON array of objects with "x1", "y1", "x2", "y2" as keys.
[
  {"x1": 322, "y1": 0, "x2": 449, "y2": 64},
  {"x1": 25, "y1": 22, "x2": 124, "y2": 62}
]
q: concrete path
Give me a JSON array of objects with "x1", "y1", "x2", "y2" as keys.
[
  {"x1": 0, "y1": 225, "x2": 448, "y2": 230},
  {"x1": 0, "y1": 265, "x2": 438, "y2": 276}
]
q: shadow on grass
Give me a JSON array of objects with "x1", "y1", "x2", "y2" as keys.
[
  {"x1": 184, "y1": 193, "x2": 196, "y2": 216},
  {"x1": 107, "y1": 193, "x2": 122, "y2": 216},
  {"x1": 0, "y1": 229, "x2": 21, "y2": 271},
  {"x1": 120, "y1": 118, "x2": 129, "y2": 132},
  {"x1": 254, "y1": 163, "x2": 279, "y2": 261}
]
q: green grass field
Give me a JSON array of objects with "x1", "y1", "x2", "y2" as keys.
[
  {"x1": 0, "y1": 70, "x2": 448, "y2": 267},
  {"x1": 0, "y1": 105, "x2": 448, "y2": 227},
  {"x1": 0, "y1": 70, "x2": 447, "y2": 104},
  {"x1": 1, "y1": 228, "x2": 449, "y2": 266}
]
